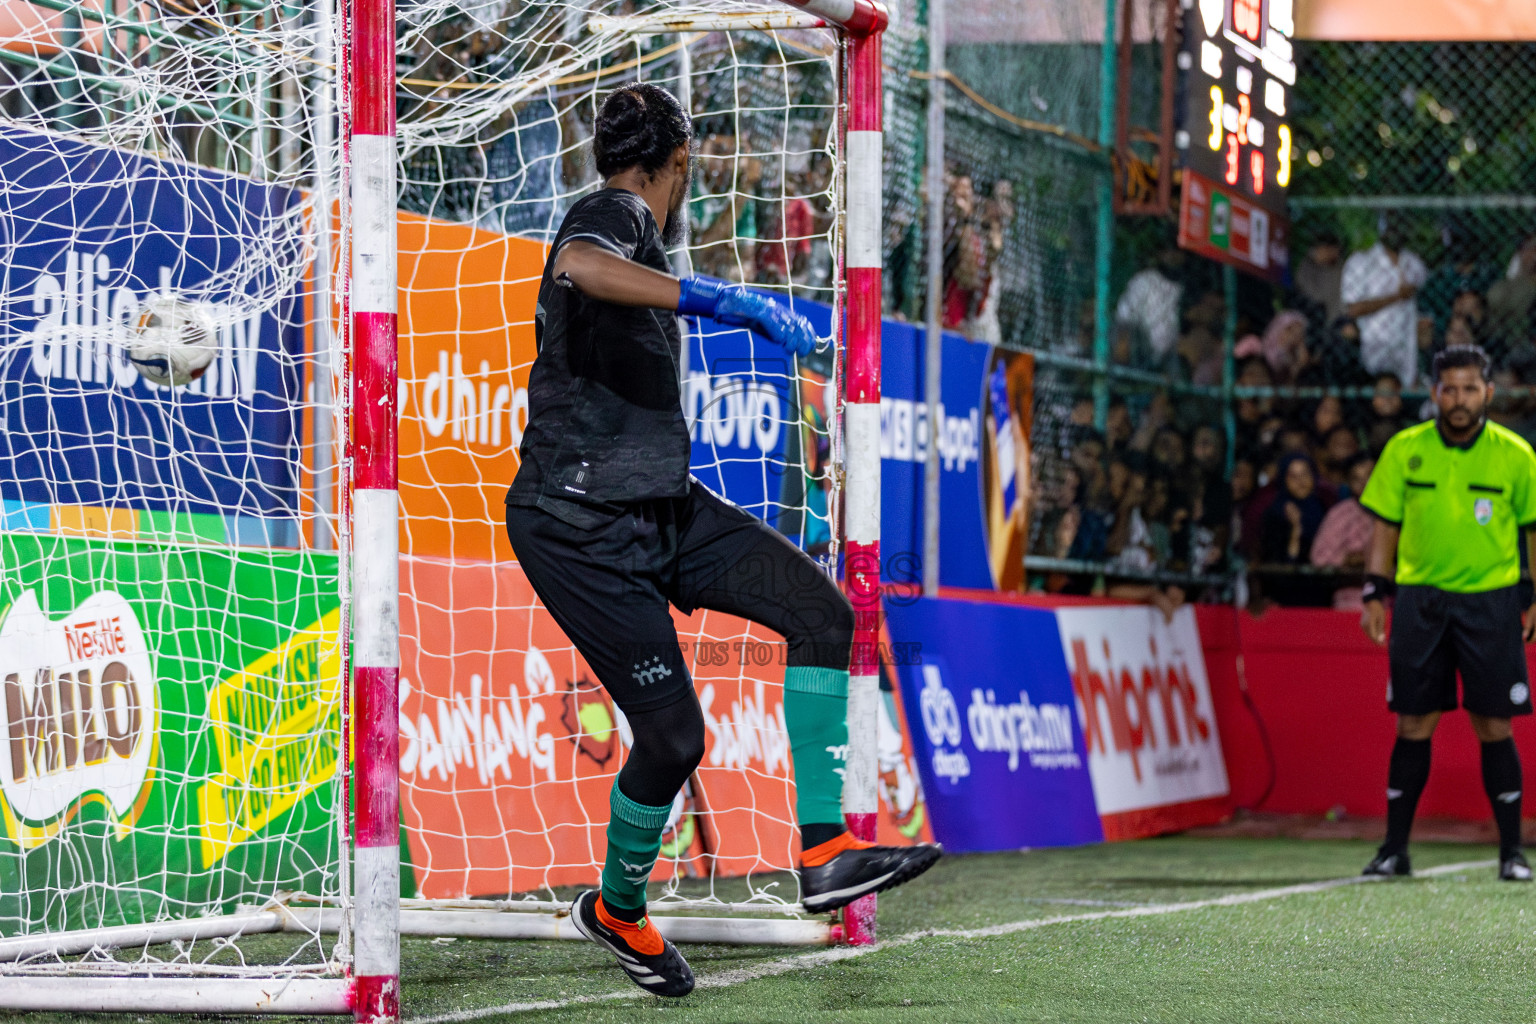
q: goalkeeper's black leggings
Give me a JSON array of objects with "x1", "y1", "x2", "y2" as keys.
[{"x1": 505, "y1": 482, "x2": 854, "y2": 806}]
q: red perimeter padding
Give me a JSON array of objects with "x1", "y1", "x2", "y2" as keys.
[{"x1": 1196, "y1": 604, "x2": 1536, "y2": 821}]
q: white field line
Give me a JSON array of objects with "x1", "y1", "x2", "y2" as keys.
[
  {"x1": 407, "y1": 859, "x2": 1493, "y2": 1023},
  {"x1": 1023, "y1": 897, "x2": 1154, "y2": 907}
]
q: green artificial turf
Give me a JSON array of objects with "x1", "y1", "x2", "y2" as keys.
[{"x1": 9, "y1": 838, "x2": 1534, "y2": 1024}]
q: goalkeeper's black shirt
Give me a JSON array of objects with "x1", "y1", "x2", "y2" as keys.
[{"x1": 506, "y1": 189, "x2": 690, "y2": 524}]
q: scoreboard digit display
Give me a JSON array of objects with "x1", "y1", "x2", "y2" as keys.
[
  {"x1": 1174, "y1": 0, "x2": 1294, "y2": 278},
  {"x1": 1178, "y1": 0, "x2": 1296, "y2": 215}
]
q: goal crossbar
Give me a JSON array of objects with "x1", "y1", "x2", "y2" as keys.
[{"x1": 588, "y1": 11, "x2": 832, "y2": 33}]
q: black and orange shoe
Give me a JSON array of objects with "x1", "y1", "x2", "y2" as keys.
[
  {"x1": 799, "y1": 832, "x2": 942, "y2": 914},
  {"x1": 570, "y1": 890, "x2": 694, "y2": 997}
]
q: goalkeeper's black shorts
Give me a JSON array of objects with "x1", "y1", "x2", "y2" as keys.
[
  {"x1": 1387, "y1": 584, "x2": 1532, "y2": 718},
  {"x1": 506, "y1": 479, "x2": 845, "y2": 714}
]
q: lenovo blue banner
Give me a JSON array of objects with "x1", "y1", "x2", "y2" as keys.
[
  {"x1": 886, "y1": 596, "x2": 1104, "y2": 851},
  {"x1": 684, "y1": 296, "x2": 832, "y2": 544},
  {"x1": 0, "y1": 126, "x2": 305, "y2": 521}
]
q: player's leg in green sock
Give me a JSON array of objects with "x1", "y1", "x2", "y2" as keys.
[
  {"x1": 600, "y1": 696, "x2": 708, "y2": 919},
  {"x1": 675, "y1": 521, "x2": 855, "y2": 849},
  {"x1": 784, "y1": 666, "x2": 849, "y2": 847},
  {"x1": 600, "y1": 783, "x2": 673, "y2": 919}
]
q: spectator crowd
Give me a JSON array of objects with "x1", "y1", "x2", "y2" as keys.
[{"x1": 1027, "y1": 221, "x2": 1536, "y2": 612}]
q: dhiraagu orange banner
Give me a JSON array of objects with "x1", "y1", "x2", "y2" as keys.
[{"x1": 395, "y1": 211, "x2": 545, "y2": 563}]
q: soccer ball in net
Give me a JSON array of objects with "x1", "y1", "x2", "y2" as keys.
[{"x1": 127, "y1": 296, "x2": 219, "y2": 387}]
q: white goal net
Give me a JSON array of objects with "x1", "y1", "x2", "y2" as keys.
[
  {"x1": 387, "y1": 0, "x2": 851, "y2": 925},
  {"x1": 0, "y1": 0, "x2": 351, "y2": 1008},
  {"x1": 0, "y1": 0, "x2": 898, "y2": 1010}
]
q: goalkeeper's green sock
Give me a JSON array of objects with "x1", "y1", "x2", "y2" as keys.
[
  {"x1": 600, "y1": 783, "x2": 672, "y2": 921},
  {"x1": 784, "y1": 666, "x2": 850, "y2": 849}
]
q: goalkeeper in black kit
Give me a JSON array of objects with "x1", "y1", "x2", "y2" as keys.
[{"x1": 505, "y1": 82, "x2": 940, "y2": 997}]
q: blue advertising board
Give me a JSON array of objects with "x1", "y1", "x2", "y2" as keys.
[
  {"x1": 0, "y1": 126, "x2": 305, "y2": 524},
  {"x1": 886, "y1": 596, "x2": 1104, "y2": 851},
  {"x1": 688, "y1": 298, "x2": 995, "y2": 584},
  {"x1": 880, "y1": 322, "x2": 993, "y2": 590},
  {"x1": 685, "y1": 296, "x2": 833, "y2": 546}
]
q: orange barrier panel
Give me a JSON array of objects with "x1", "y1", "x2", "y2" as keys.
[
  {"x1": 398, "y1": 556, "x2": 929, "y2": 899},
  {"x1": 396, "y1": 211, "x2": 543, "y2": 564}
]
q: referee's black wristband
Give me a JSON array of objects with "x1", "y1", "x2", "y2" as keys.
[{"x1": 1361, "y1": 573, "x2": 1395, "y2": 604}]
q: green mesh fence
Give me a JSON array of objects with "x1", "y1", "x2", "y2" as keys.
[
  {"x1": 910, "y1": 6, "x2": 1236, "y2": 599},
  {"x1": 1290, "y1": 42, "x2": 1536, "y2": 377},
  {"x1": 12, "y1": 10, "x2": 1523, "y2": 617},
  {"x1": 1227, "y1": 41, "x2": 1536, "y2": 607}
]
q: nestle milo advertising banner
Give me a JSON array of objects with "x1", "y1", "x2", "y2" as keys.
[{"x1": 0, "y1": 533, "x2": 341, "y2": 934}]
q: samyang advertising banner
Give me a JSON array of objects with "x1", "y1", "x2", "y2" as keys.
[
  {"x1": 397, "y1": 556, "x2": 933, "y2": 899},
  {"x1": 884, "y1": 596, "x2": 1103, "y2": 852},
  {"x1": 1054, "y1": 604, "x2": 1231, "y2": 838},
  {"x1": 0, "y1": 125, "x2": 306, "y2": 522}
]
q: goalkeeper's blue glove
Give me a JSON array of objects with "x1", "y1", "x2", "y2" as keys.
[{"x1": 676, "y1": 275, "x2": 818, "y2": 357}]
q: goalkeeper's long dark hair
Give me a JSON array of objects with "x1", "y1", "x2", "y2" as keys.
[{"x1": 593, "y1": 82, "x2": 693, "y2": 179}]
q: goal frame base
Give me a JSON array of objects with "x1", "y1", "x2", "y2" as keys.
[{"x1": 0, "y1": 978, "x2": 353, "y2": 1015}]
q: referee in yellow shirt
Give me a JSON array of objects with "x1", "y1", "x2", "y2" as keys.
[{"x1": 1359, "y1": 345, "x2": 1536, "y2": 881}]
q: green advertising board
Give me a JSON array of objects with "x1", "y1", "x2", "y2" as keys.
[{"x1": 0, "y1": 532, "x2": 343, "y2": 936}]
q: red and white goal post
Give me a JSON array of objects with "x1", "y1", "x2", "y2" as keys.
[
  {"x1": 346, "y1": 4, "x2": 890, "y2": 1018},
  {"x1": 0, "y1": 0, "x2": 887, "y2": 1018}
]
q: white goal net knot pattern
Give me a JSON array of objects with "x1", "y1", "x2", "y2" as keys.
[{"x1": 0, "y1": 0, "x2": 908, "y2": 1002}]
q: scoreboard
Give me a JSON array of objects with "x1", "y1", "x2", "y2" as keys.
[
  {"x1": 1178, "y1": 0, "x2": 1296, "y2": 215},
  {"x1": 1175, "y1": 0, "x2": 1295, "y2": 277}
]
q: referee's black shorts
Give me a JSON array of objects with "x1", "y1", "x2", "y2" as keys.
[{"x1": 1388, "y1": 584, "x2": 1533, "y2": 718}]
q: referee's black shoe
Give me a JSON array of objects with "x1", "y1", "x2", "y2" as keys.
[
  {"x1": 1362, "y1": 849, "x2": 1412, "y2": 877},
  {"x1": 570, "y1": 890, "x2": 694, "y2": 998},
  {"x1": 800, "y1": 832, "x2": 943, "y2": 913},
  {"x1": 1500, "y1": 852, "x2": 1533, "y2": 882}
]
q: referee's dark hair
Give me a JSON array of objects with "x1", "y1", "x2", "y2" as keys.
[
  {"x1": 593, "y1": 83, "x2": 693, "y2": 179},
  {"x1": 1432, "y1": 343, "x2": 1491, "y2": 384}
]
